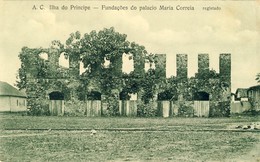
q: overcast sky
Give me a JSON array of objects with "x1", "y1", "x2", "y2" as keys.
[{"x1": 0, "y1": 1, "x2": 259, "y2": 92}]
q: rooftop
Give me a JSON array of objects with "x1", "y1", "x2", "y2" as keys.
[{"x1": 0, "y1": 81, "x2": 26, "y2": 97}]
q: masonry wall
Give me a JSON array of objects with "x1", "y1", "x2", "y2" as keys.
[
  {"x1": 69, "y1": 55, "x2": 80, "y2": 77},
  {"x1": 219, "y1": 54, "x2": 231, "y2": 102},
  {"x1": 231, "y1": 101, "x2": 251, "y2": 114},
  {"x1": 248, "y1": 88, "x2": 260, "y2": 111},
  {"x1": 198, "y1": 54, "x2": 209, "y2": 76},
  {"x1": 154, "y1": 54, "x2": 166, "y2": 78},
  {"x1": 133, "y1": 52, "x2": 145, "y2": 74},
  {"x1": 176, "y1": 54, "x2": 188, "y2": 80},
  {"x1": 23, "y1": 46, "x2": 232, "y2": 117},
  {"x1": 220, "y1": 54, "x2": 231, "y2": 83}
]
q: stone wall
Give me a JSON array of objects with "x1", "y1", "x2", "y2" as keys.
[
  {"x1": 176, "y1": 54, "x2": 188, "y2": 80},
  {"x1": 22, "y1": 46, "x2": 231, "y2": 117},
  {"x1": 198, "y1": 54, "x2": 209, "y2": 75}
]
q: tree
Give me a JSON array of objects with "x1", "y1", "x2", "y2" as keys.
[{"x1": 16, "y1": 27, "x2": 155, "y2": 116}]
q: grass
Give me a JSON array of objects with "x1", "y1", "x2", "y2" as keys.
[{"x1": 0, "y1": 113, "x2": 260, "y2": 161}]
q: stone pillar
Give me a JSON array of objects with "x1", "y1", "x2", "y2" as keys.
[
  {"x1": 48, "y1": 47, "x2": 60, "y2": 68},
  {"x1": 133, "y1": 52, "x2": 145, "y2": 74},
  {"x1": 111, "y1": 55, "x2": 122, "y2": 75},
  {"x1": 154, "y1": 54, "x2": 166, "y2": 78},
  {"x1": 176, "y1": 54, "x2": 188, "y2": 101},
  {"x1": 69, "y1": 55, "x2": 80, "y2": 77},
  {"x1": 176, "y1": 54, "x2": 188, "y2": 80},
  {"x1": 198, "y1": 54, "x2": 209, "y2": 75},
  {"x1": 219, "y1": 53, "x2": 231, "y2": 102},
  {"x1": 219, "y1": 54, "x2": 231, "y2": 84}
]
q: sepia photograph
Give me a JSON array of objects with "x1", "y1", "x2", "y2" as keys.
[{"x1": 0, "y1": 0, "x2": 259, "y2": 161}]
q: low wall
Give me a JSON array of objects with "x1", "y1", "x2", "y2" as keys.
[
  {"x1": 194, "y1": 101, "x2": 209, "y2": 117},
  {"x1": 61, "y1": 100, "x2": 229, "y2": 117},
  {"x1": 157, "y1": 101, "x2": 171, "y2": 117},
  {"x1": 174, "y1": 101, "x2": 194, "y2": 117},
  {"x1": 119, "y1": 100, "x2": 137, "y2": 117},
  {"x1": 231, "y1": 101, "x2": 251, "y2": 114},
  {"x1": 49, "y1": 100, "x2": 64, "y2": 116},
  {"x1": 158, "y1": 101, "x2": 208, "y2": 117},
  {"x1": 85, "y1": 100, "x2": 102, "y2": 117}
]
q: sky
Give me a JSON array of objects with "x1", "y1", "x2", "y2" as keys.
[{"x1": 0, "y1": 0, "x2": 259, "y2": 92}]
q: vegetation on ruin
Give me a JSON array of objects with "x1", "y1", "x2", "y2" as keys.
[
  {"x1": 17, "y1": 27, "x2": 231, "y2": 117},
  {"x1": 16, "y1": 28, "x2": 160, "y2": 116}
]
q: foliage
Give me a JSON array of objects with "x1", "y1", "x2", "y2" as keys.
[
  {"x1": 209, "y1": 101, "x2": 230, "y2": 117},
  {"x1": 64, "y1": 99, "x2": 86, "y2": 116},
  {"x1": 86, "y1": 91, "x2": 101, "y2": 100},
  {"x1": 157, "y1": 90, "x2": 174, "y2": 100},
  {"x1": 242, "y1": 109, "x2": 260, "y2": 116},
  {"x1": 161, "y1": 76, "x2": 178, "y2": 101},
  {"x1": 122, "y1": 72, "x2": 143, "y2": 94},
  {"x1": 27, "y1": 98, "x2": 50, "y2": 116},
  {"x1": 119, "y1": 90, "x2": 131, "y2": 100},
  {"x1": 195, "y1": 69, "x2": 219, "y2": 80},
  {"x1": 70, "y1": 28, "x2": 150, "y2": 115},
  {"x1": 137, "y1": 101, "x2": 157, "y2": 117},
  {"x1": 177, "y1": 102, "x2": 194, "y2": 117},
  {"x1": 16, "y1": 47, "x2": 48, "y2": 89},
  {"x1": 141, "y1": 69, "x2": 158, "y2": 104},
  {"x1": 16, "y1": 28, "x2": 151, "y2": 115},
  {"x1": 80, "y1": 28, "x2": 129, "y2": 74},
  {"x1": 16, "y1": 27, "x2": 231, "y2": 117}
]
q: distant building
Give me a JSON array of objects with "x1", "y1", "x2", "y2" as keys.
[
  {"x1": 231, "y1": 85, "x2": 260, "y2": 114},
  {"x1": 0, "y1": 81, "x2": 27, "y2": 112},
  {"x1": 248, "y1": 85, "x2": 260, "y2": 111},
  {"x1": 231, "y1": 93, "x2": 236, "y2": 102},
  {"x1": 235, "y1": 88, "x2": 248, "y2": 101}
]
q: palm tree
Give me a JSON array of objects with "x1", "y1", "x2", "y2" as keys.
[{"x1": 256, "y1": 73, "x2": 260, "y2": 83}]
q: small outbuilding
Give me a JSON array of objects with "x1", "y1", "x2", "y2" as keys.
[
  {"x1": 248, "y1": 85, "x2": 260, "y2": 111},
  {"x1": 0, "y1": 81, "x2": 27, "y2": 112},
  {"x1": 235, "y1": 88, "x2": 248, "y2": 101}
]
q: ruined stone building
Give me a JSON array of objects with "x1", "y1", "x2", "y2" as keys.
[{"x1": 21, "y1": 44, "x2": 231, "y2": 117}]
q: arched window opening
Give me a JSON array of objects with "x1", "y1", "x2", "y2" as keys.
[
  {"x1": 59, "y1": 52, "x2": 69, "y2": 68},
  {"x1": 119, "y1": 91, "x2": 131, "y2": 100},
  {"x1": 122, "y1": 53, "x2": 134, "y2": 74},
  {"x1": 145, "y1": 62, "x2": 155, "y2": 72},
  {"x1": 193, "y1": 91, "x2": 209, "y2": 101},
  {"x1": 49, "y1": 91, "x2": 64, "y2": 100},
  {"x1": 158, "y1": 90, "x2": 176, "y2": 101},
  {"x1": 87, "y1": 91, "x2": 101, "y2": 100}
]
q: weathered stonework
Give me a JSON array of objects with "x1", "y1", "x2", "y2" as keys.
[
  {"x1": 176, "y1": 54, "x2": 188, "y2": 80},
  {"x1": 21, "y1": 45, "x2": 231, "y2": 117},
  {"x1": 133, "y1": 52, "x2": 145, "y2": 74},
  {"x1": 198, "y1": 54, "x2": 209, "y2": 75},
  {"x1": 69, "y1": 55, "x2": 80, "y2": 78},
  {"x1": 154, "y1": 54, "x2": 166, "y2": 78}
]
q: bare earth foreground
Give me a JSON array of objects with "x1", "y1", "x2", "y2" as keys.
[{"x1": 0, "y1": 113, "x2": 259, "y2": 162}]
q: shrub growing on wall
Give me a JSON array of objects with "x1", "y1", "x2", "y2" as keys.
[
  {"x1": 137, "y1": 101, "x2": 157, "y2": 117},
  {"x1": 64, "y1": 99, "x2": 86, "y2": 116},
  {"x1": 17, "y1": 28, "x2": 151, "y2": 116},
  {"x1": 177, "y1": 102, "x2": 194, "y2": 117},
  {"x1": 209, "y1": 101, "x2": 230, "y2": 117}
]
